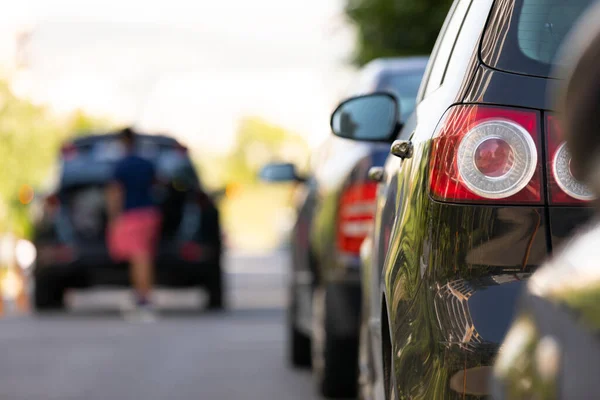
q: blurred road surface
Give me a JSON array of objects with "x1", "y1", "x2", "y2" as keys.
[{"x1": 0, "y1": 250, "x2": 320, "y2": 400}]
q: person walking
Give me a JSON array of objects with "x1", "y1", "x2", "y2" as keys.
[{"x1": 106, "y1": 127, "x2": 162, "y2": 321}]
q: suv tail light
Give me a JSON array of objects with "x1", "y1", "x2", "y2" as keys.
[
  {"x1": 44, "y1": 194, "x2": 60, "y2": 214},
  {"x1": 336, "y1": 182, "x2": 378, "y2": 255},
  {"x1": 175, "y1": 144, "x2": 188, "y2": 155},
  {"x1": 180, "y1": 241, "x2": 203, "y2": 262},
  {"x1": 61, "y1": 143, "x2": 78, "y2": 160},
  {"x1": 430, "y1": 105, "x2": 542, "y2": 204},
  {"x1": 37, "y1": 244, "x2": 74, "y2": 265},
  {"x1": 546, "y1": 115, "x2": 594, "y2": 205}
]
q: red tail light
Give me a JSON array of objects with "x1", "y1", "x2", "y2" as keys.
[
  {"x1": 336, "y1": 182, "x2": 378, "y2": 255},
  {"x1": 38, "y1": 244, "x2": 74, "y2": 265},
  {"x1": 54, "y1": 245, "x2": 74, "y2": 263},
  {"x1": 429, "y1": 105, "x2": 542, "y2": 204},
  {"x1": 546, "y1": 115, "x2": 594, "y2": 205},
  {"x1": 61, "y1": 143, "x2": 78, "y2": 160},
  {"x1": 44, "y1": 194, "x2": 60, "y2": 214},
  {"x1": 196, "y1": 191, "x2": 212, "y2": 208},
  {"x1": 180, "y1": 241, "x2": 203, "y2": 262},
  {"x1": 175, "y1": 144, "x2": 188, "y2": 155}
]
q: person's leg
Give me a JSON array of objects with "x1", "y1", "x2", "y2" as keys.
[
  {"x1": 128, "y1": 209, "x2": 161, "y2": 307},
  {"x1": 130, "y1": 251, "x2": 154, "y2": 305}
]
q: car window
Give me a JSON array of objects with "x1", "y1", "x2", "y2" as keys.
[
  {"x1": 61, "y1": 144, "x2": 198, "y2": 187},
  {"x1": 422, "y1": 0, "x2": 471, "y2": 98},
  {"x1": 481, "y1": 0, "x2": 593, "y2": 77}
]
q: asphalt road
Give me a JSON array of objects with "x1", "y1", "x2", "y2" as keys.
[{"x1": 0, "y1": 250, "x2": 321, "y2": 400}]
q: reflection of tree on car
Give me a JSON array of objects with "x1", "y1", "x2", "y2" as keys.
[{"x1": 339, "y1": 110, "x2": 359, "y2": 138}]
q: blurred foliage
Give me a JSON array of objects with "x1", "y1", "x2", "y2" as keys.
[
  {"x1": 196, "y1": 117, "x2": 310, "y2": 251},
  {"x1": 220, "y1": 184, "x2": 297, "y2": 251},
  {"x1": 345, "y1": 0, "x2": 453, "y2": 65},
  {"x1": 0, "y1": 80, "x2": 112, "y2": 238},
  {"x1": 219, "y1": 116, "x2": 309, "y2": 186},
  {"x1": 0, "y1": 79, "x2": 308, "y2": 251}
]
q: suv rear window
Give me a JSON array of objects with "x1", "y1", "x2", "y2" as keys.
[
  {"x1": 61, "y1": 143, "x2": 199, "y2": 188},
  {"x1": 481, "y1": 0, "x2": 593, "y2": 77}
]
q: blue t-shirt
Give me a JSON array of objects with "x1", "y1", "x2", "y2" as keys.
[{"x1": 113, "y1": 154, "x2": 156, "y2": 211}]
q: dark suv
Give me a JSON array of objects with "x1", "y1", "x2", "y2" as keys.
[
  {"x1": 32, "y1": 132, "x2": 224, "y2": 311},
  {"x1": 330, "y1": 0, "x2": 595, "y2": 398}
]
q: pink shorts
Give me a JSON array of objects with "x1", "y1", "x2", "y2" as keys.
[{"x1": 108, "y1": 208, "x2": 162, "y2": 261}]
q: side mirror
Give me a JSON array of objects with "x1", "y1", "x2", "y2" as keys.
[
  {"x1": 330, "y1": 93, "x2": 400, "y2": 142},
  {"x1": 259, "y1": 163, "x2": 304, "y2": 183}
]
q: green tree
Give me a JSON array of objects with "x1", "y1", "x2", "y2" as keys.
[
  {"x1": 0, "y1": 80, "x2": 112, "y2": 237},
  {"x1": 206, "y1": 116, "x2": 311, "y2": 251},
  {"x1": 345, "y1": 0, "x2": 453, "y2": 65},
  {"x1": 216, "y1": 116, "x2": 310, "y2": 186}
]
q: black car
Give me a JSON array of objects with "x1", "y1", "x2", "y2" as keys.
[
  {"x1": 493, "y1": 3, "x2": 600, "y2": 398},
  {"x1": 32, "y1": 132, "x2": 224, "y2": 311},
  {"x1": 261, "y1": 56, "x2": 427, "y2": 398},
  {"x1": 330, "y1": 0, "x2": 595, "y2": 398}
]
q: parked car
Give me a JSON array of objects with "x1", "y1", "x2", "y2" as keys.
[
  {"x1": 493, "y1": 3, "x2": 600, "y2": 398},
  {"x1": 260, "y1": 57, "x2": 427, "y2": 398},
  {"x1": 330, "y1": 0, "x2": 596, "y2": 398},
  {"x1": 32, "y1": 132, "x2": 224, "y2": 311}
]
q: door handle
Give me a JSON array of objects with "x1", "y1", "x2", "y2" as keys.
[
  {"x1": 390, "y1": 140, "x2": 413, "y2": 160},
  {"x1": 368, "y1": 166, "x2": 385, "y2": 183}
]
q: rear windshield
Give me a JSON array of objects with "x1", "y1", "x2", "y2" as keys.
[
  {"x1": 60, "y1": 141, "x2": 199, "y2": 188},
  {"x1": 481, "y1": 0, "x2": 594, "y2": 77},
  {"x1": 377, "y1": 71, "x2": 425, "y2": 121}
]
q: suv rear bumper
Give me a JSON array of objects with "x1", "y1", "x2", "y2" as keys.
[{"x1": 34, "y1": 241, "x2": 221, "y2": 288}]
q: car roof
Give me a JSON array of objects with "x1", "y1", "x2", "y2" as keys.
[
  {"x1": 70, "y1": 131, "x2": 180, "y2": 147},
  {"x1": 362, "y1": 56, "x2": 429, "y2": 76}
]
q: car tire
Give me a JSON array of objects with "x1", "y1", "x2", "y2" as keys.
[
  {"x1": 312, "y1": 286, "x2": 359, "y2": 399},
  {"x1": 33, "y1": 269, "x2": 66, "y2": 311},
  {"x1": 321, "y1": 335, "x2": 359, "y2": 398},
  {"x1": 358, "y1": 319, "x2": 375, "y2": 400},
  {"x1": 288, "y1": 296, "x2": 312, "y2": 368},
  {"x1": 206, "y1": 260, "x2": 225, "y2": 311}
]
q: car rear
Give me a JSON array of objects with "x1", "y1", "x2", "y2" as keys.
[
  {"x1": 33, "y1": 134, "x2": 223, "y2": 310},
  {"x1": 420, "y1": 0, "x2": 596, "y2": 396},
  {"x1": 308, "y1": 59, "x2": 428, "y2": 398}
]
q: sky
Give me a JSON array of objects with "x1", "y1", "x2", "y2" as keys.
[{"x1": 0, "y1": 0, "x2": 358, "y2": 152}]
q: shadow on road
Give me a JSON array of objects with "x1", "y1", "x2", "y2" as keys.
[{"x1": 28, "y1": 307, "x2": 284, "y2": 321}]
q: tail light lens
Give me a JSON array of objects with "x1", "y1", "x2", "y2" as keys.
[
  {"x1": 336, "y1": 182, "x2": 378, "y2": 255},
  {"x1": 44, "y1": 194, "x2": 60, "y2": 215},
  {"x1": 37, "y1": 244, "x2": 74, "y2": 265},
  {"x1": 54, "y1": 245, "x2": 74, "y2": 263},
  {"x1": 175, "y1": 144, "x2": 188, "y2": 155},
  {"x1": 180, "y1": 241, "x2": 203, "y2": 262},
  {"x1": 430, "y1": 105, "x2": 542, "y2": 204},
  {"x1": 61, "y1": 143, "x2": 78, "y2": 160},
  {"x1": 546, "y1": 115, "x2": 594, "y2": 204}
]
